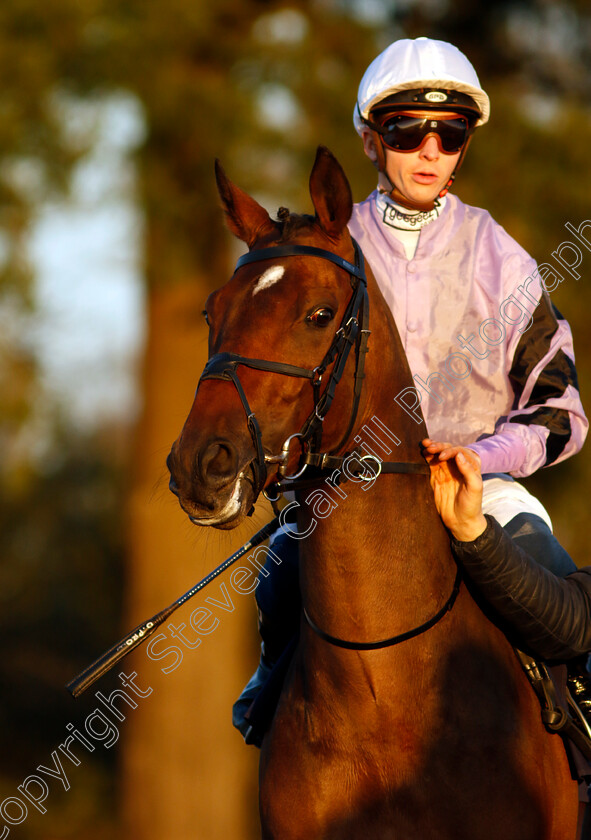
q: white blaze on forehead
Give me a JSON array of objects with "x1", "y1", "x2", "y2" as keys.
[{"x1": 252, "y1": 265, "x2": 285, "y2": 296}]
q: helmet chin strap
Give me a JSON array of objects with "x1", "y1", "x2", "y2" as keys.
[{"x1": 371, "y1": 131, "x2": 473, "y2": 212}]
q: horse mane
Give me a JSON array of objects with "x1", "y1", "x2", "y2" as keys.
[{"x1": 276, "y1": 206, "x2": 316, "y2": 240}]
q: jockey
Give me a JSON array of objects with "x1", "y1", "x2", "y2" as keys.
[{"x1": 233, "y1": 37, "x2": 589, "y2": 744}]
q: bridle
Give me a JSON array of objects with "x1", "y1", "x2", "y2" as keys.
[
  {"x1": 199, "y1": 238, "x2": 430, "y2": 500},
  {"x1": 199, "y1": 237, "x2": 460, "y2": 652}
]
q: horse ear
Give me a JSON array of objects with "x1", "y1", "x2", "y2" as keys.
[
  {"x1": 214, "y1": 160, "x2": 276, "y2": 247},
  {"x1": 309, "y1": 146, "x2": 353, "y2": 239}
]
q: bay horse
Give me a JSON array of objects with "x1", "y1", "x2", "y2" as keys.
[{"x1": 167, "y1": 147, "x2": 579, "y2": 839}]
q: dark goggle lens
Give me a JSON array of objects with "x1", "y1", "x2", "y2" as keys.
[{"x1": 378, "y1": 115, "x2": 468, "y2": 153}]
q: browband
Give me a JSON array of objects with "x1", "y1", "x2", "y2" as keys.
[{"x1": 235, "y1": 244, "x2": 366, "y2": 281}]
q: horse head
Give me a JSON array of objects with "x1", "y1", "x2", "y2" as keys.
[{"x1": 167, "y1": 146, "x2": 398, "y2": 529}]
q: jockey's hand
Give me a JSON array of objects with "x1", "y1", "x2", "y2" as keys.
[
  {"x1": 421, "y1": 438, "x2": 487, "y2": 542},
  {"x1": 421, "y1": 438, "x2": 482, "y2": 469}
]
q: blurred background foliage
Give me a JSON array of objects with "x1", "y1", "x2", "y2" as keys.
[{"x1": 1, "y1": 0, "x2": 591, "y2": 837}]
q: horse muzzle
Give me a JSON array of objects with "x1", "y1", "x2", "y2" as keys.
[{"x1": 166, "y1": 437, "x2": 257, "y2": 529}]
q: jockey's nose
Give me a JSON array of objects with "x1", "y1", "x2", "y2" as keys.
[
  {"x1": 419, "y1": 135, "x2": 440, "y2": 160},
  {"x1": 199, "y1": 439, "x2": 239, "y2": 488}
]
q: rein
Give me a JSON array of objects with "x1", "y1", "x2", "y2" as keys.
[{"x1": 303, "y1": 569, "x2": 462, "y2": 651}]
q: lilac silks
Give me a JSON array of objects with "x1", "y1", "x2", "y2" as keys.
[{"x1": 348, "y1": 191, "x2": 588, "y2": 478}]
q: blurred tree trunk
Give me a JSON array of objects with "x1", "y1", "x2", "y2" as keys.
[{"x1": 122, "y1": 276, "x2": 266, "y2": 838}]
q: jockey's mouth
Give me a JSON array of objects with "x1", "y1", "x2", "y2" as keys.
[{"x1": 411, "y1": 169, "x2": 439, "y2": 185}]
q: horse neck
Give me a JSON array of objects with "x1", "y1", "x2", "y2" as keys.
[{"x1": 296, "y1": 272, "x2": 456, "y2": 649}]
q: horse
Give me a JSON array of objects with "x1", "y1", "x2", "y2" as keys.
[{"x1": 166, "y1": 146, "x2": 580, "y2": 839}]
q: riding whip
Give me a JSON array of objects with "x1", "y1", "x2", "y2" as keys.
[{"x1": 66, "y1": 515, "x2": 280, "y2": 698}]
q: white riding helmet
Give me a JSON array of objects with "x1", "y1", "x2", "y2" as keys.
[{"x1": 354, "y1": 37, "x2": 490, "y2": 135}]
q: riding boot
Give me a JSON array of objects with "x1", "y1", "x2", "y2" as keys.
[
  {"x1": 233, "y1": 605, "x2": 300, "y2": 745},
  {"x1": 233, "y1": 528, "x2": 301, "y2": 744},
  {"x1": 232, "y1": 635, "x2": 274, "y2": 744}
]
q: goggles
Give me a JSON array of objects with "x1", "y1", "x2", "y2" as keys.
[{"x1": 369, "y1": 112, "x2": 470, "y2": 154}]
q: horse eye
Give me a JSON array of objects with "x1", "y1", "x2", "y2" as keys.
[
  {"x1": 308, "y1": 307, "x2": 335, "y2": 328},
  {"x1": 202, "y1": 309, "x2": 210, "y2": 326}
]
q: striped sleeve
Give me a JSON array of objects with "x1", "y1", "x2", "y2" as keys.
[{"x1": 470, "y1": 294, "x2": 588, "y2": 477}]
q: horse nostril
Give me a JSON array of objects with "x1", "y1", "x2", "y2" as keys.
[
  {"x1": 166, "y1": 451, "x2": 177, "y2": 490},
  {"x1": 200, "y1": 440, "x2": 238, "y2": 484}
]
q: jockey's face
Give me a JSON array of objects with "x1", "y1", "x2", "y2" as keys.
[{"x1": 361, "y1": 109, "x2": 463, "y2": 206}]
